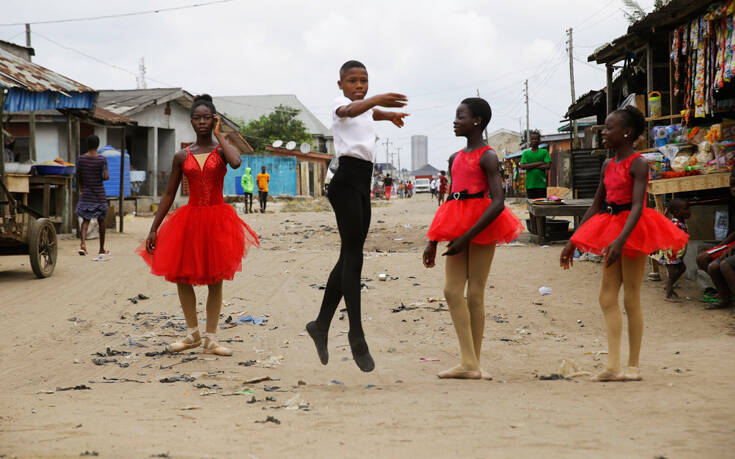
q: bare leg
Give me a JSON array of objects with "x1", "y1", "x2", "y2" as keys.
[
  {"x1": 665, "y1": 263, "x2": 685, "y2": 300},
  {"x1": 202, "y1": 281, "x2": 231, "y2": 355},
  {"x1": 622, "y1": 255, "x2": 646, "y2": 378},
  {"x1": 79, "y1": 219, "x2": 90, "y2": 254},
  {"x1": 593, "y1": 257, "x2": 625, "y2": 381},
  {"x1": 97, "y1": 217, "x2": 106, "y2": 254},
  {"x1": 170, "y1": 283, "x2": 201, "y2": 352},
  {"x1": 717, "y1": 261, "x2": 735, "y2": 308},
  {"x1": 708, "y1": 260, "x2": 733, "y2": 307},
  {"x1": 466, "y1": 243, "x2": 495, "y2": 379},
  {"x1": 439, "y1": 247, "x2": 481, "y2": 379}
]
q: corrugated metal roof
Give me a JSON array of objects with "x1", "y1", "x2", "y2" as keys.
[
  {"x1": 0, "y1": 47, "x2": 93, "y2": 93},
  {"x1": 97, "y1": 88, "x2": 188, "y2": 115},
  {"x1": 214, "y1": 94, "x2": 331, "y2": 137}
]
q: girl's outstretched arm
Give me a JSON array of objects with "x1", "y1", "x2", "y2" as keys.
[
  {"x1": 560, "y1": 159, "x2": 609, "y2": 269},
  {"x1": 601, "y1": 156, "x2": 648, "y2": 267},
  {"x1": 145, "y1": 152, "x2": 185, "y2": 253},
  {"x1": 443, "y1": 149, "x2": 504, "y2": 256}
]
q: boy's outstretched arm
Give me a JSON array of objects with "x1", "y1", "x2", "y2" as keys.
[
  {"x1": 336, "y1": 93, "x2": 407, "y2": 118},
  {"x1": 373, "y1": 109, "x2": 409, "y2": 127}
]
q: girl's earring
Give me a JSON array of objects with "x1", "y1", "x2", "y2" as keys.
[
  {"x1": 474, "y1": 122, "x2": 479, "y2": 126},
  {"x1": 624, "y1": 134, "x2": 629, "y2": 138}
]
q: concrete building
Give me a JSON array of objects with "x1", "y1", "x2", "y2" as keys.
[
  {"x1": 213, "y1": 95, "x2": 333, "y2": 154},
  {"x1": 486, "y1": 128, "x2": 521, "y2": 161},
  {"x1": 411, "y1": 135, "x2": 428, "y2": 170}
]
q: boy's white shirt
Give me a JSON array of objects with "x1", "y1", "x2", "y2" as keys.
[{"x1": 332, "y1": 95, "x2": 376, "y2": 163}]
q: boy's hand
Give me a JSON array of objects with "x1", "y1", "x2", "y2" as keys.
[
  {"x1": 390, "y1": 112, "x2": 409, "y2": 128},
  {"x1": 374, "y1": 93, "x2": 408, "y2": 108},
  {"x1": 423, "y1": 242, "x2": 437, "y2": 268},
  {"x1": 560, "y1": 241, "x2": 575, "y2": 269}
]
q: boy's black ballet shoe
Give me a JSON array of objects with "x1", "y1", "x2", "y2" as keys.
[
  {"x1": 306, "y1": 321, "x2": 329, "y2": 365},
  {"x1": 348, "y1": 334, "x2": 375, "y2": 373}
]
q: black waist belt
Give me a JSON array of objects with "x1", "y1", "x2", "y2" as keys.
[
  {"x1": 600, "y1": 201, "x2": 632, "y2": 215},
  {"x1": 446, "y1": 190, "x2": 486, "y2": 201}
]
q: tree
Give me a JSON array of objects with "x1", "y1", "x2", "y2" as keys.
[
  {"x1": 238, "y1": 104, "x2": 313, "y2": 153},
  {"x1": 622, "y1": 0, "x2": 666, "y2": 25}
]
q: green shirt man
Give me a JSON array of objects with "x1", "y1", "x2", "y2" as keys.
[
  {"x1": 240, "y1": 167, "x2": 254, "y2": 213},
  {"x1": 519, "y1": 131, "x2": 550, "y2": 199}
]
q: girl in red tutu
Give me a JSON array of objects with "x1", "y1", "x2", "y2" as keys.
[
  {"x1": 137, "y1": 94, "x2": 259, "y2": 356},
  {"x1": 560, "y1": 106, "x2": 688, "y2": 382},
  {"x1": 423, "y1": 97, "x2": 523, "y2": 380}
]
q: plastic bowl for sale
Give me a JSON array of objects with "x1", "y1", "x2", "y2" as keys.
[{"x1": 34, "y1": 164, "x2": 75, "y2": 176}]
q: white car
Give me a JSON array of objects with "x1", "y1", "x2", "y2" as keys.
[{"x1": 414, "y1": 178, "x2": 431, "y2": 193}]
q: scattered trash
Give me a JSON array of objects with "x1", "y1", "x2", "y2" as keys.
[
  {"x1": 80, "y1": 451, "x2": 99, "y2": 457},
  {"x1": 378, "y1": 273, "x2": 387, "y2": 281},
  {"x1": 540, "y1": 245, "x2": 550, "y2": 248},
  {"x1": 238, "y1": 360, "x2": 257, "y2": 367},
  {"x1": 179, "y1": 405, "x2": 201, "y2": 411},
  {"x1": 493, "y1": 315, "x2": 508, "y2": 323},
  {"x1": 94, "y1": 347, "x2": 130, "y2": 357},
  {"x1": 557, "y1": 359, "x2": 590, "y2": 378},
  {"x1": 150, "y1": 453, "x2": 170, "y2": 458},
  {"x1": 391, "y1": 303, "x2": 417, "y2": 313},
  {"x1": 159, "y1": 375, "x2": 195, "y2": 383},
  {"x1": 537, "y1": 374, "x2": 568, "y2": 381},
  {"x1": 365, "y1": 384, "x2": 376, "y2": 389},
  {"x1": 297, "y1": 380, "x2": 307, "y2": 386},
  {"x1": 284, "y1": 393, "x2": 310, "y2": 410},
  {"x1": 91, "y1": 358, "x2": 117, "y2": 366},
  {"x1": 329, "y1": 380, "x2": 344, "y2": 386},
  {"x1": 254, "y1": 416, "x2": 281, "y2": 425},
  {"x1": 89, "y1": 377, "x2": 144, "y2": 384},
  {"x1": 145, "y1": 349, "x2": 171, "y2": 357},
  {"x1": 576, "y1": 319, "x2": 585, "y2": 327},
  {"x1": 538, "y1": 286, "x2": 552, "y2": 296},
  {"x1": 137, "y1": 293, "x2": 150, "y2": 300},
  {"x1": 226, "y1": 315, "x2": 267, "y2": 325},
  {"x1": 419, "y1": 357, "x2": 440, "y2": 362},
  {"x1": 259, "y1": 355, "x2": 284, "y2": 368},
  {"x1": 244, "y1": 376, "x2": 272, "y2": 384},
  {"x1": 225, "y1": 389, "x2": 255, "y2": 396},
  {"x1": 128, "y1": 338, "x2": 148, "y2": 348},
  {"x1": 194, "y1": 383, "x2": 221, "y2": 390},
  {"x1": 263, "y1": 385, "x2": 280, "y2": 392}
]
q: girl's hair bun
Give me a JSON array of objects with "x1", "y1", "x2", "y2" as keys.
[{"x1": 194, "y1": 94, "x2": 213, "y2": 102}]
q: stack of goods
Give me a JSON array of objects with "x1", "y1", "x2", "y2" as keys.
[
  {"x1": 671, "y1": 1, "x2": 735, "y2": 120},
  {"x1": 34, "y1": 158, "x2": 75, "y2": 176},
  {"x1": 648, "y1": 122, "x2": 735, "y2": 179}
]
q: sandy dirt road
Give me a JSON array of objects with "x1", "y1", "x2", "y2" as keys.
[{"x1": 1, "y1": 195, "x2": 734, "y2": 458}]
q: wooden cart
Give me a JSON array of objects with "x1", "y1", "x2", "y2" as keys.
[{"x1": 0, "y1": 175, "x2": 57, "y2": 278}]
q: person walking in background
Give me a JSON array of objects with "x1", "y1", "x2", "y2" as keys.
[
  {"x1": 519, "y1": 130, "x2": 550, "y2": 199},
  {"x1": 75, "y1": 134, "x2": 110, "y2": 259},
  {"x1": 241, "y1": 166, "x2": 254, "y2": 214},
  {"x1": 437, "y1": 170, "x2": 448, "y2": 205},
  {"x1": 384, "y1": 173, "x2": 394, "y2": 200},
  {"x1": 257, "y1": 165, "x2": 270, "y2": 213},
  {"x1": 430, "y1": 176, "x2": 437, "y2": 199},
  {"x1": 407, "y1": 180, "x2": 413, "y2": 197}
]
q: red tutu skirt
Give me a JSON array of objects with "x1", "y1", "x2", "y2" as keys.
[
  {"x1": 427, "y1": 198, "x2": 523, "y2": 245},
  {"x1": 137, "y1": 203, "x2": 260, "y2": 285},
  {"x1": 571, "y1": 208, "x2": 688, "y2": 258}
]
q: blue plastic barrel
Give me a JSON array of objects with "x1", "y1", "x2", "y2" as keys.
[{"x1": 100, "y1": 146, "x2": 131, "y2": 197}]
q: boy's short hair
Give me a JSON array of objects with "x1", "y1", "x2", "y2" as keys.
[
  {"x1": 340, "y1": 60, "x2": 366, "y2": 78},
  {"x1": 461, "y1": 97, "x2": 492, "y2": 130},
  {"x1": 86, "y1": 134, "x2": 100, "y2": 150},
  {"x1": 667, "y1": 198, "x2": 688, "y2": 211},
  {"x1": 529, "y1": 130, "x2": 541, "y2": 138}
]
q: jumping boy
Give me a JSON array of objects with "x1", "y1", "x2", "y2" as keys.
[
  {"x1": 306, "y1": 60, "x2": 408, "y2": 372},
  {"x1": 257, "y1": 165, "x2": 270, "y2": 213}
]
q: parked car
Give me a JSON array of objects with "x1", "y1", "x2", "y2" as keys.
[{"x1": 414, "y1": 178, "x2": 431, "y2": 193}]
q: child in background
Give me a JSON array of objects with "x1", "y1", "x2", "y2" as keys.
[
  {"x1": 437, "y1": 170, "x2": 448, "y2": 205},
  {"x1": 652, "y1": 199, "x2": 691, "y2": 302},
  {"x1": 423, "y1": 97, "x2": 523, "y2": 380},
  {"x1": 257, "y1": 166, "x2": 270, "y2": 213},
  {"x1": 306, "y1": 60, "x2": 408, "y2": 372},
  {"x1": 241, "y1": 167, "x2": 254, "y2": 214},
  {"x1": 75, "y1": 134, "x2": 110, "y2": 258},
  {"x1": 560, "y1": 106, "x2": 688, "y2": 382}
]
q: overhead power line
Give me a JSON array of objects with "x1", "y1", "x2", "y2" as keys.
[{"x1": 0, "y1": 0, "x2": 235, "y2": 27}]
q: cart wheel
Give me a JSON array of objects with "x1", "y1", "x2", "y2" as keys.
[{"x1": 29, "y1": 218, "x2": 57, "y2": 278}]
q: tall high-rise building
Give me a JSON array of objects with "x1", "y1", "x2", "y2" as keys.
[{"x1": 411, "y1": 135, "x2": 428, "y2": 171}]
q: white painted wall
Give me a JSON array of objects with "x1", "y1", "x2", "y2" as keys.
[{"x1": 35, "y1": 124, "x2": 63, "y2": 163}]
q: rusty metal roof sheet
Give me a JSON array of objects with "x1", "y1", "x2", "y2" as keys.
[{"x1": 0, "y1": 47, "x2": 93, "y2": 93}]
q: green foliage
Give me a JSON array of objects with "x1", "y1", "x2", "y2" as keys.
[{"x1": 238, "y1": 104, "x2": 313, "y2": 153}]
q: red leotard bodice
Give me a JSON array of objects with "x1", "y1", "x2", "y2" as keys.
[
  {"x1": 185, "y1": 146, "x2": 225, "y2": 207},
  {"x1": 450, "y1": 145, "x2": 494, "y2": 194},
  {"x1": 603, "y1": 152, "x2": 644, "y2": 205}
]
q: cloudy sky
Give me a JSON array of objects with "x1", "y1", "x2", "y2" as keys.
[{"x1": 1, "y1": 0, "x2": 657, "y2": 169}]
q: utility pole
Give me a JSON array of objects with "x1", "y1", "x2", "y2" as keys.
[
  {"x1": 26, "y1": 23, "x2": 36, "y2": 161},
  {"x1": 567, "y1": 27, "x2": 578, "y2": 149},
  {"x1": 381, "y1": 138, "x2": 391, "y2": 173},
  {"x1": 396, "y1": 146, "x2": 402, "y2": 181},
  {"x1": 524, "y1": 79, "x2": 530, "y2": 148}
]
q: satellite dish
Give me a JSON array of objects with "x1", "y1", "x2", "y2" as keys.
[
  {"x1": 285, "y1": 141, "x2": 297, "y2": 150},
  {"x1": 300, "y1": 142, "x2": 311, "y2": 154},
  {"x1": 272, "y1": 140, "x2": 283, "y2": 148}
]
